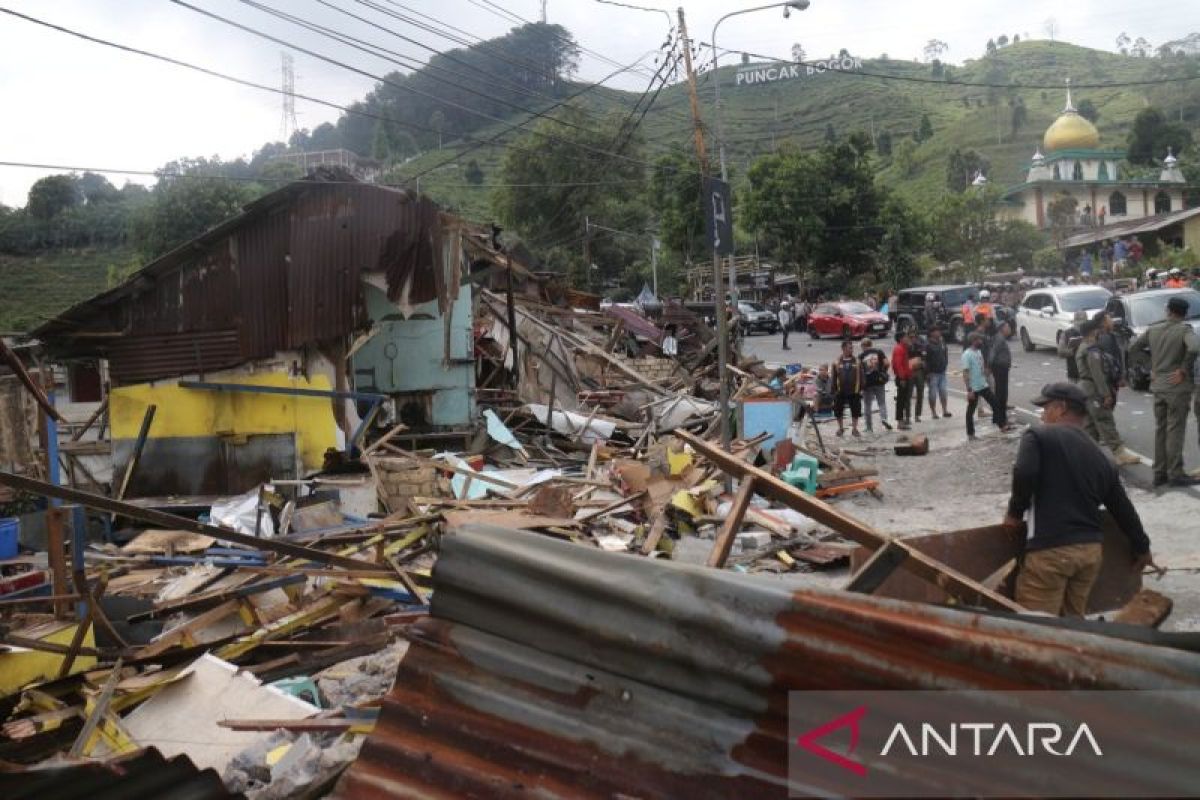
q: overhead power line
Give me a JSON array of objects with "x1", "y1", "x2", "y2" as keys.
[{"x1": 0, "y1": 5, "x2": 679, "y2": 181}]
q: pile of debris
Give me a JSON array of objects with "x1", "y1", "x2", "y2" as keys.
[{"x1": 0, "y1": 291, "x2": 1184, "y2": 797}]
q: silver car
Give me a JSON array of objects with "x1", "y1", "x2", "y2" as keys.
[
  {"x1": 1106, "y1": 288, "x2": 1200, "y2": 390},
  {"x1": 1017, "y1": 285, "x2": 1113, "y2": 351}
]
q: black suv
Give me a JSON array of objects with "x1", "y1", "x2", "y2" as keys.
[{"x1": 893, "y1": 285, "x2": 977, "y2": 343}]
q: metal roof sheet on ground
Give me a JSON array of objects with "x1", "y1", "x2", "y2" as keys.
[
  {"x1": 0, "y1": 747, "x2": 242, "y2": 800},
  {"x1": 335, "y1": 525, "x2": 1200, "y2": 799},
  {"x1": 1062, "y1": 206, "x2": 1200, "y2": 249}
]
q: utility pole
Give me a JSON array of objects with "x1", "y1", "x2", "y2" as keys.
[
  {"x1": 678, "y1": 7, "x2": 731, "y2": 453},
  {"x1": 651, "y1": 237, "x2": 660, "y2": 297},
  {"x1": 583, "y1": 216, "x2": 592, "y2": 292}
]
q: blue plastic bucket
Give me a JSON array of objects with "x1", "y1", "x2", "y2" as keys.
[{"x1": 0, "y1": 517, "x2": 18, "y2": 560}]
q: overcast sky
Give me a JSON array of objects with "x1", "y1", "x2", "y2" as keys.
[{"x1": 0, "y1": 0, "x2": 1190, "y2": 206}]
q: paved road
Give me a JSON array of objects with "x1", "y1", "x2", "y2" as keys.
[{"x1": 745, "y1": 327, "x2": 1200, "y2": 493}]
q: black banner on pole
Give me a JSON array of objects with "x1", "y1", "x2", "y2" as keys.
[{"x1": 704, "y1": 177, "x2": 733, "y2": 256}]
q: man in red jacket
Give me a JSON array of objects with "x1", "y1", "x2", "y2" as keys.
[{"x1": 892, "y1": 329, "x2": 917, "y2": 430}]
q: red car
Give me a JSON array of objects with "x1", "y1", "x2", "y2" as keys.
[{"x1": 808, "y1": 302, "x2": 892, "y2": 339}]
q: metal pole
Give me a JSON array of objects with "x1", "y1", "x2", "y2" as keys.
[
  {"x1": 651, "y1": 238, "x2": 659, "y2": 296},
  {"x1": 678, "y1": 7, "x2": 730, "y2": 454}
]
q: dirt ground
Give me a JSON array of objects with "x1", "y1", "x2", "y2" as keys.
[{"x1": 787, "y1": 398, "x2": 1200, "y2": 632}]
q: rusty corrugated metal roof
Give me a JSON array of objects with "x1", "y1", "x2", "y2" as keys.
[
  {"x1": 35, "y1": 179, "x2": 457, "y2": 384},
  {"x1": 335, "y1": 525, "x2": 1200, "y2": 798},
  {"x1": 0, "y1": 747, "x2": 242, "y2": 800}
]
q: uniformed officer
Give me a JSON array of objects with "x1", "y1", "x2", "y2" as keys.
[
  {"x1": 1130, "y1": 296, "x2": 1200, "y2": 487},
  {"x1": 1076, "y1": 316, "x2": 1140, "y2": 465}
]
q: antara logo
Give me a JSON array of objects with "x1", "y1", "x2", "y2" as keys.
[
  {"x1": 881, "y1": 722, "x2": 1103, "y2": 757},
  {"x1": 796, "y1": 708, "x2": 1103, "y2": 775}
]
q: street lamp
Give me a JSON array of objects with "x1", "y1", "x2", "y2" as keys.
[{"x1": 711, "y1": 0, "x2": 809, "y2": 297}]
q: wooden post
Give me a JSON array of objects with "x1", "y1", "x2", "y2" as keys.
[
  {"x1": 506, "y1": 253, "x2": 519, "y2": 387},
  {"x1": 114, "y1": 404, "x2": 156, "y2": 501},
  {"x1": 708, "y1": 477, "x2": 756, "y2": 568}
]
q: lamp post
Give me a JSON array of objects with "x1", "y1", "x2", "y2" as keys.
[{"x1": 711, "y1": 0, "x2": 809, "y2": 298}]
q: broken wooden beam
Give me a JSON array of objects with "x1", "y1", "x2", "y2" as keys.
[
  {"x1": 674, "y1": 430, "x2": 1023, "y2": 612},
  {"x1": 708, "y1": 478, "x2": 756, "y2": 568},
  {"x1": 0, "y1": 471, "x2": 378, "y2": 572},
  {"x1": 845, "y1": 541, "x2": 908, "y2": 594}
]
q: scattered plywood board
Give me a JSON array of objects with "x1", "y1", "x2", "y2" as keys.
[
  {"x1": 442, "y1": 510, "x2": 578, "y2": 532},
  {"x1": 108, "y1": 653, "x2": 316, "y2": 773},
  {"x1": 121, "y1": 530, "x2": 216, "y2": 555}
]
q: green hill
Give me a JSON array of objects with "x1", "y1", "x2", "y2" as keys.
[
  {"x1": 399, "y1": 40, "x2": 1200, "y2": 219},
  {"x1": 0, "y1": 245, "x2": 132, "y2": 334}
]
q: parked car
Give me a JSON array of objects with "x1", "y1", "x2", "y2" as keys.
[
  {"x1": 1016, "y1": 285, "x2": 1113, "y2": 351},
  {"x1": 893, "y1": 285, "x2": 976, "y2": 343},
  {"x1": 808, "y1": 301, "x2": 891, "y2": 340},
  {"x1": 737, "y1": 301, "x2": 779, "y2": 335},
  {"x1": 1106, "y1": 288, "x2": 1200, "y2": 390}
]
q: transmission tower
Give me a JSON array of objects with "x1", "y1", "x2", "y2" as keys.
[{"x1": 280, "y1": 52, "x2": 299, "y2": 140}]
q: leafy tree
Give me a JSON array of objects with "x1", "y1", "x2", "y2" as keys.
[
  {"x1": 791, "y1": 43, "x2": 805, "y2": 62},
  {"x1": 1046, "y1": 192, "x2": 1079, "y2": 257},
  {"x1": 877, "y1": 130, "x2": 893, "y2": 157},
  {"x1": 923, "y1": 39, "x2": 948, "y2": 62},
  {"x1": 1132, "y1": 37, "x2": 1151, "y2": 58},
  {"x1": 741, "y1": 134, "x2": 889, "y2": 280},
  {"x1": 1076, "y1": 98, "x2": 1099, "y2": 122},
  {"x1": 371, "y1": 120, "x2": 392, "y2": 162},
  {"x1": 493, "y1": 105, "x2": 646, "y2": 287},
  {"x1": 927, "y1": 187, "x2": 1013, "y2": 275},
  {"x1": 875, "y1": 193, "x2": 927, "y2": 288},
  {"x1": 430, "y1": 109, "x2": 446, "y2": 149},
  {"x1": 131, "y1": 175, "x2": 254, "y2": 260},
  {"x1": 1013, "y1": 34, "x2": 1020, "y2": 43},
  {"x1": 930, "y1": 59, "x2": 944, "y2": 78},
  {"x1": 997, "y1": 35, "x2": 1009, "y2": 47},
  {"x1": 647, "y1": 149, "x2": 705, "y2": 264},
  {"x1": 464, "y1": 159, "x2": 484, "y2": 185},
  {"x1": 1010, "y1": 99, "x2": 1028, "y2": 138},
  {"x1": 308, "y1": 122, "x2": 340, "y2": 150},
  {"x1": 946, "y1": 148, "x2": 990, "y2": 192},
  {"x1": 916, "y1": 113, "x2": 934, "y2": 143},
  {"x1": 893, "y1": 138, "x2": 918, "y2": 176},
  {"x1": 1116, "y1": 32, "x2": 1131, "y2": 55},
  {"x1": 78, "y1": 172, "x2": 120, "y2": 205},
  {"x1": 986, "y1": 38, "x2": 997, "y2": 55},
  {"x1": 27, "y1": 175, "x2": 82, "y2": 220},
  {"x1": 1127, "y1": 107, "x2": 1193, "y2": 166}
]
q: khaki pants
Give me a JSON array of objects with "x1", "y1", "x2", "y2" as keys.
[
  {"x1": 1084, "y1": 397, "x2": 1123, "y2": 451},
  {"x1": 1015, "y1": 543, "x2": 1103, "y2": 617},
  {"x1": 1153, "y1": 391, "x2": 1191, "y2": 481}
]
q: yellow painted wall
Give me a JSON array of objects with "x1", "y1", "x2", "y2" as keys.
[
  {"x1": 1182, "y1": 214, "x2": 1200, "y2": 251},
  {"x1": 110, "y1": 372, "x2": 339, "y2": 471},
  {"x1": 0, "y1": 622, "x2": 96, "y2": 696}
]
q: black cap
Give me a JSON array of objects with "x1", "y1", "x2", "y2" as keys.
[
  {"x1": 1168, "y1": 296, "x2": 1190, "y2": 316},
  {"x1": 1032, "y1": 382, "x2": 1088, "y2": 410}
]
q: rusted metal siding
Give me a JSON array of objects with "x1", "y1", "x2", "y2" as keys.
[
  {"x1": 335, "y1": 525, "x2": 1200, "y2": 798},
  {"x1": 37, "y1": 181, "x2": 452, "y2": 385},
  {"x1": 106, "y1": 329, "x2": 242, "y2": 384},
  {"x1": 237, "y1": 205, "x2": 289, "y2": 360}
]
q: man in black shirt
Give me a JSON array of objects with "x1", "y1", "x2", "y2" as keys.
[
  {"x1": 1003, "y1": 382, "x2": 1154, "y2": 616},
  {"x1": 923, "y1": 326, "x2": 951, "y2": 418},
  {"x1": 1058, "y1": 311, "x2": 1090, "y2": 383},
  {"x1": 832, "y1": 339, "x2": 865, "y2": 437}
]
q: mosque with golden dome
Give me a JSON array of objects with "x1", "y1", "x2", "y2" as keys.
[{"x1": 1000, "y1": 81, "x2": 1187, "y2": 229}]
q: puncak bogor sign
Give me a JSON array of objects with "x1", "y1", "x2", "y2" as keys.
[{"x1": 735, "y1": 55, "x2": 863, "y2": 87}]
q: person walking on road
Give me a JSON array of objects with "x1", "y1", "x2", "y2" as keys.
[
  {"x1": 1129, "y1": 296, "x2": 1200, "y2": 487},
  {"x1": 910, "y1": 332, "x2": 929, "y2": 423},
  {"x1": 831, "y1": 339, "x2": 865, "y2": 438},
  {"x1": 777, "y1": 300, "x2": 792, "y2": 351},
  {"x1": 1058, "y1": 310, "x2": 1090, "y2": 383},
  {"x1": 987, "y1": 321, "x2": 1015, "y2": 431},
  {"x1": 961, "y1": 333, "x2": 997, "y2": 440},
  {"x1": 1004, "y1": 382, "x2": 1154, "y2": 617},
  {"x1": 892, "y1": 329, "x2": 917, "y2": 430},
  {"x1": 858, "y1": 338, "x2": 892, "y2": 433},
  {"x1": 924, "y1": 326, "x2": 951, "y2": 418},
  {"x1": 1076, "y1": 317, "x2": 1141, "y2": 465}
]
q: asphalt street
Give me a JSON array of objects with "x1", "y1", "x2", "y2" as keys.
[{"x1": 745, "y1": 327, "x2": 1200, "y2": 495}]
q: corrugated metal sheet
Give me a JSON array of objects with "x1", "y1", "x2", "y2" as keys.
[
  {"x1": 335, "y1": 525, "x2": 1200, "y2": 798},
  {"x1": 106, "y1": 329, "x2": 242, "y2": 384},
  {"x1": 0, "y1": 747, "x2": 241, "y2": 800},
  {"x1": 36, "y1": 180, "x2": 456, "y2": 385}
]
